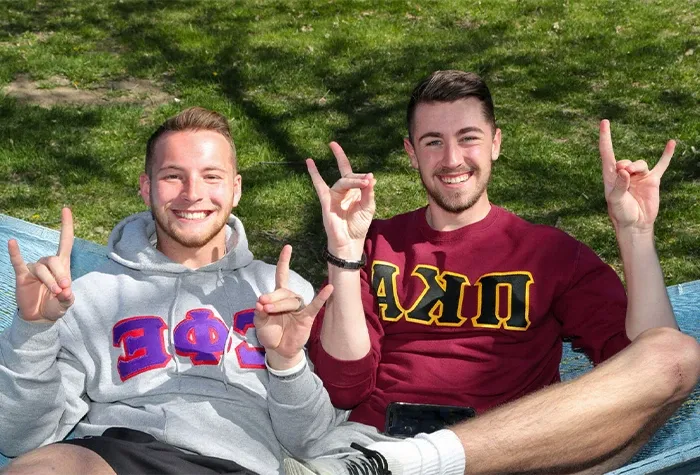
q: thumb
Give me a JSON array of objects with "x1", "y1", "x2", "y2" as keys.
[{"x1": 303, "y1": 284, "x2": 334, "y2": 319}]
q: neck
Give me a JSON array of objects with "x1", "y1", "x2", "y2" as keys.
[
  {"x1": 156, "y1": 231, "x2": 227, "y2": 269},
  {"x1": 425, "y1": 194, "x2": 492, "y2": 231}
]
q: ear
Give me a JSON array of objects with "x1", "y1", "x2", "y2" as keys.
[
  {"x1": 139, "y1": 173, "x2": 151, "y2": 206},
  {"x1": 491, "y1": 128, "x2": 502, "y2": 162},
  {"x1": 231, "y1": 174, "x2": 242, "y2": 208},
  {"x1": 404, "y1": 137, "x2": 419, "y2": 170}
]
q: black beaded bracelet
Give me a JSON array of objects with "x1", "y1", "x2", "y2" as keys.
[{"x1": 322, "y1": 247, "x2": 366, "y2": 270}]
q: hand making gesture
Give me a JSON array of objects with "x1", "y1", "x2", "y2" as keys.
[
  {"x1": 307, "y1": 142, "x2": 376, "y2": 260},
  {"x1": 600, "y1": 120, "x2": 675, "y2": 234},
  {"x1": 254, "y1": 245, "x2": 333, "y2": 370},
  {"x1": 8, "y1": 207, "x2": 75, "y2": 323}
]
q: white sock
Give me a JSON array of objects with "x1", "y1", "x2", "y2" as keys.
[
  {"x1": 367, "y1": 429, "x2": 465, "y2": 475},
  {"x1": 417, "y1": 429, "x2": 465, "y2": 475}
]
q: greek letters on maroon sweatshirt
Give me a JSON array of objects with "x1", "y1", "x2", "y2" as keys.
[{"x1": 309, "y1": 205, "x2": 630, "y2": 431}]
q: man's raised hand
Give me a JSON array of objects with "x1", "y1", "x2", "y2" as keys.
[
  {"x1": 254, "y1": 245, "x2": 333, "y2": 370},
  {"x1": 307, "y1": 142, "x2": 375, "y2": 260},
  {"x1": 599, "y1": 120, "x2": 675, "y2": 234},
  {"x1": 8, "y1": 207, "x2": 75, "y2": 323}
]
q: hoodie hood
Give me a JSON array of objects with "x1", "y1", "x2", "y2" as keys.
[{"x1": 107, "y1": 211, "x2": 254, "y2": 274}]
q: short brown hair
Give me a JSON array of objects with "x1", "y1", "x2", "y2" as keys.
[
  {"x1": 145, "y1": 107, "x2": 237, "y2": 176},
  {"x1": 406, "y1": 70, "x2": 496, "y2": 142}
]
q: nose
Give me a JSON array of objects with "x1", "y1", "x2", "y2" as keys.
[
  {"x1": 181, "y1": 177, "x2": 203, "y2": 202},
  {"x1": 442, "y1": 140, "x2": 462, "y2": 168}
]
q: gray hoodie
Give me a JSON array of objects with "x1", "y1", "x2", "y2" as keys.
[{"x1": 0, "y1": 212, "x2": 347, "y2": 474}]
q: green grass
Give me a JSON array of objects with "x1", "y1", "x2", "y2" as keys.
[{"x1": 1, "y1": 0, "x2": 698, "y2": 287}]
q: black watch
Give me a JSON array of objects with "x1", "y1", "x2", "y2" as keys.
[{"x1": 322, "y1": 248, "x2": 366, "y2": 270}]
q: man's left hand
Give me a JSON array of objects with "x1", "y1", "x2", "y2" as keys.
[
  {"x1": 599, "y1": 119, "x2": 675, "y2": 234},
  {"x1": 254, "y1": 245, "x2": 333, "y2": 370}
]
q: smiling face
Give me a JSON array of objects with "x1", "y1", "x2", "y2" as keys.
[
  {"x1": 139, "y1": 130, "x2": 241, "y2": 264},
  {"x1": 404, "y1": 97, "x2": 501, "y2": 228}
]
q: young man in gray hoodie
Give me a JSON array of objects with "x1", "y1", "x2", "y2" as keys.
[{"x1": 0, "y1": 107, "x2": 348, "y2": 474}]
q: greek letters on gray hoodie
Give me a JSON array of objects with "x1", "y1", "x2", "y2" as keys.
[{"x1": 0, "y1": 212, "x2": 347, "y2": 474}]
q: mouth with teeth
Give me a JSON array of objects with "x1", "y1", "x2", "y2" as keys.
[
  {"x1": 172, "y1": 210, "x2": 214, "y2": 221},
  {"x1": 438, "y1": 171, "x2": 473, "y2": 185}
]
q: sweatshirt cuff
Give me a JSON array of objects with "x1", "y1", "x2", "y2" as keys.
[
  {"x1": 315, "y1": 343, "x2": 374, "y2": 386},
  {"x1": 1, "y1": 311, "x2": 61, "y2": 369},
  {"x1": 266, "y1": 354, "x2": 307, "y2": 379},
  {"x1": 8, "y1": 311, "x2": 59, "y2": 345}
]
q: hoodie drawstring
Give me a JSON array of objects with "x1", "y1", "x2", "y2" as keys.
[
  {"x1": 169, "y1": 275, "x2": 183, "y2": 388},
  {"x1": 218, "y1": 267, "x2": 232, "y2": 389}
]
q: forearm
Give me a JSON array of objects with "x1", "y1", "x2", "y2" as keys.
[
  {"x1": 320, "y1": 264, "x2": 371, "y2": 360},
  {"x1": 267, "y1": 358, "x2": 347, "y2": 458},
  {"x1": 617, "y1": 228, "x2": 677, "y2": 339},
  {"x1": 0, "y1": 316, "x2": 71, "y2": 455}
]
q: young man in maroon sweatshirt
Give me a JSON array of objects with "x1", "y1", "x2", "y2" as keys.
[{"x1": 288, "y1": 70, "x2": 700, "y2": 475}]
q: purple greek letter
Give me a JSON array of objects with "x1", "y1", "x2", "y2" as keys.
[
  {"x1": 173, "y1": 308, "x2": 229, "y2": 365},
  {"x1": 113, "y1": 316, "x2": 172, "y2": 381},
  {"x1": 232, "y1": 309, "x2": 266, "y2": 369}
]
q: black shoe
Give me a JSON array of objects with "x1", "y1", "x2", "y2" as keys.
[{"x1": 283, "y1": 443, "x2": 393, "y2": 475}]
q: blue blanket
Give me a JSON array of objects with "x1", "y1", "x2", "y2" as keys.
[{"x1": 1, "y1": 213, "x2": 698, "y2": 473}]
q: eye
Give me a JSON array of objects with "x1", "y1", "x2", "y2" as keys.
[
  {"x1": 460, "y1": 136, "x2": 478, "y2": 143},
  {"x1": 162, "y1": 174, "x2": 181, "y2": 180},
  {"x1": 205, "y1": 175, "x2": 223, "y2": 181},
  {"x1": 425, "y1": 139, "x2": 442, "y2": 147}
]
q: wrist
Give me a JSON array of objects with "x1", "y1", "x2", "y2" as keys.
[
  {"x1": 616, "y1": 228, "x2": 657, "y2": 259},
  {"x1": 323, "y1": 247, "x2": 366, "y2": 270},
  {"x1": 615, "y1": 225, "x2": 655, "y2": 243},
  {"x1": 265, "y1": 349, "x2": 305, "y2": 371},
  {"x1": 16, "y1": 309, "x2": 57, "y2": 325},
  {"x1": 326, "y1": 242, "x2": 365, "y2": 261}
]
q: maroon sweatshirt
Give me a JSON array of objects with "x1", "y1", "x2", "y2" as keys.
[{"x1": 309, "y1": 205, "x2": 630, "y2": 431}]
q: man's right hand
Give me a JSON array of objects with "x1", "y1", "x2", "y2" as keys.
[
  {"x1": 8, "y1": 207, "x2": 75, "y2": 323},
  {"x1": 307, "y1": 142, "x2": 376, "y2": 260}
]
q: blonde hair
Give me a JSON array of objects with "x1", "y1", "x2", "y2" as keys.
[{"x1": 145, "y1": 107, "x2": 236, "y2": 175}]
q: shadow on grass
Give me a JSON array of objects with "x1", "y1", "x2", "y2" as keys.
[
  {"x1": 0, "y1": 100, "x2": 138, "y2": 211},
  {"x1": 1, "y1": 0, "x2": 697, "y2": 284}
]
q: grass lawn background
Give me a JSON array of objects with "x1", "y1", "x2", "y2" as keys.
[{"x1": 1, "y1": 0, "x2": 698, "y2": 287}]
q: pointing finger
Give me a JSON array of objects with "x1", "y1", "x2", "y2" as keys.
[
  {"x1": 651, "y1": 140, "x2": 675, "y2": 178},
  {"x1": 306, "y1": 159, "x2": 330, "y2": 202},
  {"x1": 329, "y1": 142, "x2": 353, "y2": 178},
  {"x1": 275, "y1": 245, "x2": 292, "y2": 290},
  {"x1": 599, "y1": 119, "x2": 617, "y2": 174},
  {"x1": 57, "y1": 207, "x2": 74, "y2": 261}
]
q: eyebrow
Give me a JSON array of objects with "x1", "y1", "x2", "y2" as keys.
[
  {"x1": 418, "y1": 126, "x2": 484, "y2": 142},
  {"x1": 157, "y1": 165, "x2": 228, "y2": 173}
]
